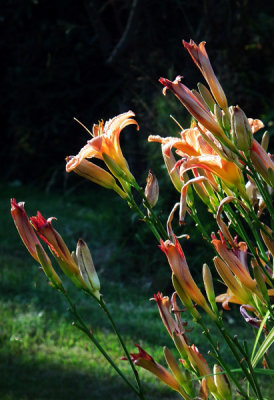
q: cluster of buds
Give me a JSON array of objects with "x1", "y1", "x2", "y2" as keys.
[{"x1": 10, "y1": 199, "x2": 100, "y2": 299}]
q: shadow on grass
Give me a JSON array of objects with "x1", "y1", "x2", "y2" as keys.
[{"x1": 0, "y1": 351, "x2": 175, "y2": 400}]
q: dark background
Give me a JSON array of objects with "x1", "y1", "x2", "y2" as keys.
[{"x1": 2, "y1": 0, "x2": 274, "y2": 187}]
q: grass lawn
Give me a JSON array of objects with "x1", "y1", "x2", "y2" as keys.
[{"x1": 0, "y1": 182, "x2": 272, "y2": 399}]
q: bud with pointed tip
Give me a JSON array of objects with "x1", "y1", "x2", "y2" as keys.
[
  {"x1": 76, "y1": 239, "x2": 100, "y2": 299},
  {"x1": 197, "y1": 82, "x2": 215, "y2": 113},
  {"x1": 230, "y1": 105, "x2": 253, "y2": 151},
  {"x1": 164, "y1": 346, "x2": 194, "y2": 397},
  {"x1": 213, "y1": 365, "x2": 232, "y2": 400},
  {"x1": 203, "y1": 264, "x2": 218, "y2": 314},
  {"x1": 144, "y1": 170, "x2": 159, "y2": 208}
]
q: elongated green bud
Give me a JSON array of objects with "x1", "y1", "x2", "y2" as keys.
[
  {"x1": 214, "y1": 365, "x2": 232, "y2": 400},
  {"x1": 164, "y1": 347, "x2": 194, "y2": 397},
  {"x1": 229, "y1": 105, "x2": 253, "y2": 151},
  {"x1": 261, "y1": 131, "x2": 269, "y2": 151},
  {"x1": 203, "y1": 264, "x2": 218, "y2": 314},
  {"x1": 198, "y1": 82, "x2": 215, "y2": 112},
  {"x1": 76, "y1": 239, "x2": 100, "y2": 299}
]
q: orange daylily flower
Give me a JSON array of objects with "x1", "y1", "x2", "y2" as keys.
[
  {"x1": 212, "y1": 235, "x2": 257, "y2": 290},
  {"x1": 66, "y1": 111, "x2": 139, "y2": 183},
  {"x1": 160, "y1": 236, "x2": 211, "y2": 314},
  {"x1": 151, "y1": 292, "x2": 179, "y2": 337},
  {"x1": 178, "y1": 154, "x2": 244, "y2": 191},
  {"x1": 30, "y1": 212, "x2": 85, "y2": 288},
  {"x1": 149, "y1": 126, "x2": 215, "y2": 158},
  {"x1": 122, "y1": 344, "x2": 189, "y2": 398},
  {"x1": 10, "y1": 199, "x2": 63, "y2": 289},
  {"x1": 183, "y1": 40, "x2": 228, "y2": 111}
]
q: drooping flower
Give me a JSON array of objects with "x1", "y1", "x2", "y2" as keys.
[
  {"x1": 151, "y1": 292, "x2": 178, "y2": 337},
  {"x1": 30, "y1": 211, "x2": 85, "y2": 288},
  {"x1": 122, "y1": 344, "x2": 189, "y2": 397},
  {"x1": 10, "y1": 199, "x2": 63, "y2": 289},
  {"x1": 182, "y1": 40, "x2": 228, "y2": 111},
  {"x1": 159, "y1": 236, "x2": 214, "y2": 317},
  {"x1": 159, "y1": 76, "x2": 231, "y2": 148},
  {"x1": 66, "y1": 111, "x2": 139, "y2": 185}
]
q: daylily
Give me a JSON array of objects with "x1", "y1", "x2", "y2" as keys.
[
  {"x1": 122, "y1": 344, "x2": 190, "y2": 398},
  {"x1": 151, "y1": 292, "x2": 179, "y2": 337},
  {"x1": 177, "y1": 154, "x2": 244, "y2": 192},
  {"x1": 212, "y1": 235, "x2": 257, "y2": 290},
  {"x1": 149, "y1": 126, "x2": 215, "y2": 158},
  {"x1": 215, "y1": 287, "x2": 249, "y2": 310},
  {"x1": 159, "y1": 76, "x2": 232, "y2": 149},
  {"x1": 65, "y1": 157, "x2": 127, "y2": 198},
  {"x1": 183, "y1": 40, "x2": 228, "y2": 111},
  {"x1": 10, "y1": 199, "x2": 63, "y2": 289},
  {"x1": 30, "y1": 211, "x2": 85, "y2": 288},
  {"x1": 160, "y1": 236, "x2": 213, "y2": 315},
  {"x1": 66, "y1": 111, "x2": 139, "y2": 184},
  {"x1": 250, "y1": 139, "x2": 274, "y2": 186},
  {"x1": 11, "y1": 198, "x2": 43, "y2": 262}
]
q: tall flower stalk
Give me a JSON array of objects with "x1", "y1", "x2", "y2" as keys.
[{"x1": 11, "y1": 38, "x2": 273, "y2": 400}]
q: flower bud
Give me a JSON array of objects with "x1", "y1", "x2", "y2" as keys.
[
  {"x1": 261, "y1": 131, "x2": 269, "y2": 151},
  {"x1": 230, "y1": 105, "x2": 253, "y2": 151},
  {"x1": 260, "y1": 224, "x2": 274, "y2": 257},
  {"x1": 144, "y1": 170, "x2": 159, "y2": 208},
  {"x1": 213, "y1": 365, "x2": 232, "y2": 400},
  {"x1": 76, "y1": 239, "x2": 100, "y2": 299},
  {"x1": 164, "y1": 347, "x2": 194, "y2": 397},
  {"x1": 203, "y1": 264, "x2": 218, "y2": 314},
  {"x1": 197, "y1": 82, "x2": 215, "y2": 113}
]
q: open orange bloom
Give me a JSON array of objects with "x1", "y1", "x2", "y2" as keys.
[
  {"x1": 178, "y1": 154, "x2": 244, "y2": 191},
  {"x1": 66, "y1": 111, "x2": 139, "y2": 183}
]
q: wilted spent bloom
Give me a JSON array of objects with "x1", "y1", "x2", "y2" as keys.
[
  {"x1": 122, "y1": 344, "x2": 189, "y2": 397},
  {"x1": 229, "y1": 105, "x2": 253, "y2": 151},
  {"x1": 10, "y1": 199, "x2": 63, "y2": 289},
  {"x1": 30, "y1": 211, "x2": 86, "y2": 289},
  {"x1": 183, "y1": 40, "x2": 228, "y2": 111},
  {"x1": 144, "y1": 170, "x2": 159, "y2": 208},
  {"x1": 159, "y1": 76, "x2": 232, "y2": 149},
  {"x1": 75, "y1": 239, "x2": 101, "y2": 299},
  {"x1": 160, "y1": 236, "x2": 215, "y2": 319},
  {"x1": 250, "y1": 139, "x2": 274, "y2": 186},
  {"x1": 211, "y1": 234, "x2": 257, "y2": 290},
  {"x1": 151, "y1": 292, "x2": 178, "y2": 337}
]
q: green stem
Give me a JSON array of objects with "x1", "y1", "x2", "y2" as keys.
[
  {"x1": 233, "y1": 337, "x2": 264, "y2": 400},
  {"x1": 98, "y1": 297, "x2": 146, "y2": 400},
  {"x1": 215, "y1": 321, "x2": 261, "y2": 396},
  {"x1": 196, "y1": 318, "x2": 249, "y2": 399},
  {"x1": 127, "y1": 192, "x2": 162, "y2": 242},
  {"x1": 133, "y1": 181, "x2": 168, "y2": 240},
  {"x1": 61, "y1": 290, "x2": 140, "y2": 397}
]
